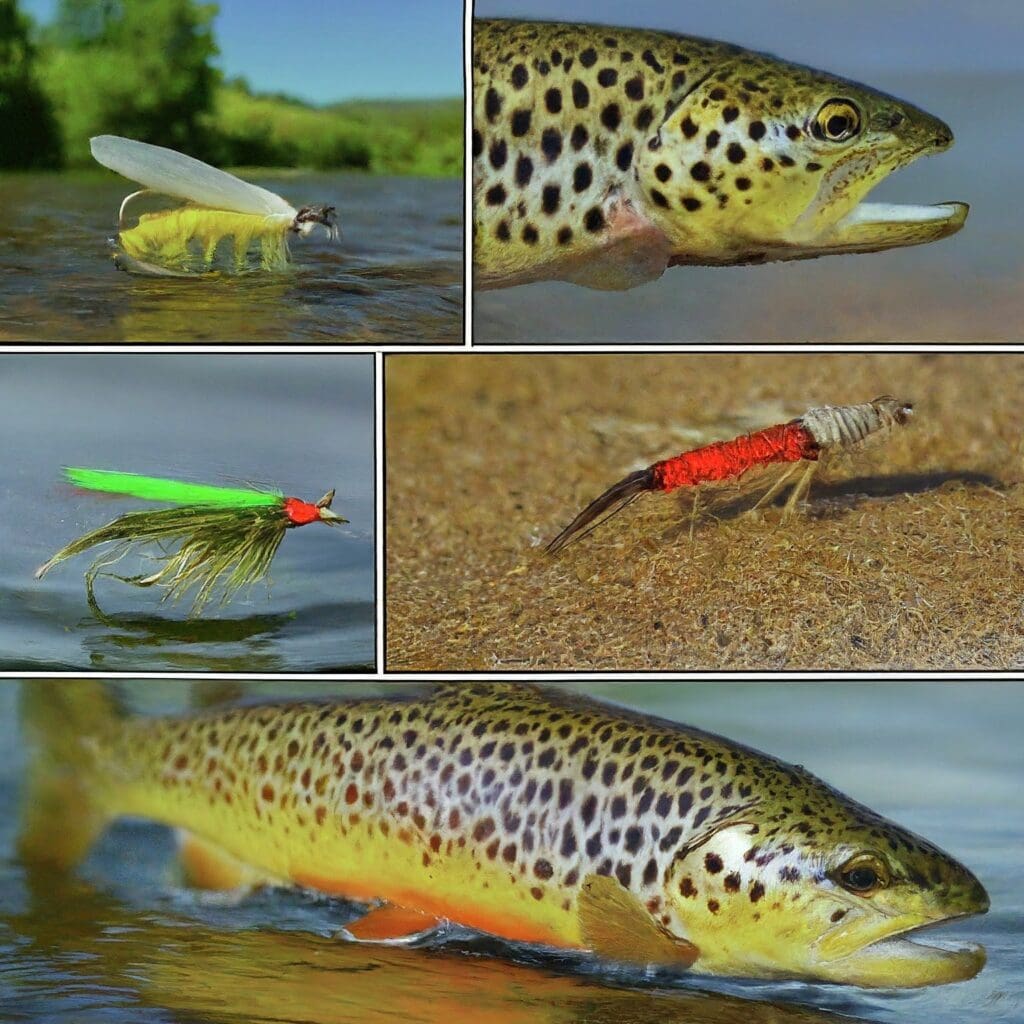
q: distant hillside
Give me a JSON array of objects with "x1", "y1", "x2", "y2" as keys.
[{"x1": 212, "y1": 87, "x2": 463, "y2": 178}]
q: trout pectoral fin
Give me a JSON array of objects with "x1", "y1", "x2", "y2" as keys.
[
  {"x1": 177, "y1": 831, "x2": 278, "y2": 891},
  {"x1": 578, "y1": 874, "x2": 698, "y2": 968},
  {"x1": 478, "y1": 193, "x2": 673, "y2": 291},
  {"x1": 343, "y1": 904, "x2": 445, "y2": 943},
  {"x1": 560, "y1": 198, "x2": 673, "y2": 291}
]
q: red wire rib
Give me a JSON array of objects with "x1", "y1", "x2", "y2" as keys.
[{"x1": 650, "y1": 422, "x2": 819, "y2": 493}]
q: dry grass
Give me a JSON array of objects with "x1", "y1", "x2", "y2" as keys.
[{"x1": 386, "y1": 354, "x2": 1024, "y2": 671}]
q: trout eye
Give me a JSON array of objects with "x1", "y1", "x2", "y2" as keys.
[
  {"x1": 814, "y1": 99, "x2": 862, "y2": 142},
  {"x1": 837, "y1": 854, "x2": 890, "y2": 895}
]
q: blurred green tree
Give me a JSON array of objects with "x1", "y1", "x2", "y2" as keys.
[
  {"x1": 0, "y1": 0, "x2": 62, "y2": 168},
  {"x1": 39, "y1": 0, "x2": 219, "y2": 166}
]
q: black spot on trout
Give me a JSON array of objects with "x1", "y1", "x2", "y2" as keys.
[{"x1": 474, "y1": 20, "x2": 967, "y2": 291}]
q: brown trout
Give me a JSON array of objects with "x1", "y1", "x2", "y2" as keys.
[
  {"x1": 19, "y1": 682, "x2": 988, "y2": 988},
  {"x1": 473, "y1": 20, "x2": 967, "y2": 290}
]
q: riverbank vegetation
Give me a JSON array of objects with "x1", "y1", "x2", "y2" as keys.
[{"x1": 0, "y1": 0, "x2": 461, "y2": 177}]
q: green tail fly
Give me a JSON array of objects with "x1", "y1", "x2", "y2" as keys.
[{"x1": 35, "y1": 468, "x2": 347, "y2": 616}]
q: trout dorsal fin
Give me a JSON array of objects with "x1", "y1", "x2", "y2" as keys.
[{"x1": 578, "y1": 873, "x2": 698, "y2": 968}]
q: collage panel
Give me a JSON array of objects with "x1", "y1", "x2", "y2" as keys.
[
  {"x1": 0, "y1": 353, "x2": 375, "y2": 672},
  {"x1": 2, "y1": 678, "x2": 1016, "y2": 1023},
  {"x1": 471, "y1": 3, "x2": 1022, "y2": 342},
  {"x1": 386, "y1": 352, "x2": 1024, "y2": 672},
  {"x1": 0, "y1": 0, "x2": 464, "y2": 344}
]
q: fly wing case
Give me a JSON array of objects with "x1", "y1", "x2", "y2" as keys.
[{"x1": 90, "y1": 135, "x2": 296, "y2": 220}]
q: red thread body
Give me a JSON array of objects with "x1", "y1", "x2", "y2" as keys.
[
  {"x1": 650, "y1": 422, "x2": 820, "y2": 493},
  {"x1": 283, "y1": 496, "x2": 321, "y2": 526}
]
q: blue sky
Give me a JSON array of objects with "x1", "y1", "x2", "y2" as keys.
[{"x1": 22, "y1": 0, "x2": 465, "y2": 103}]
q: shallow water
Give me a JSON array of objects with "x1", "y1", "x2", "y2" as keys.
[
  {"x1": 0, "y1": 171, "x2": 463, "y2": 343},
  {"x1": 0, "y1": 681, "x2": 1019, "y2": 1023},
  {"x1": 474, "y1": 73, "x2": 1023, "y2": 342},
  {"x1": 0, "y1": 356, "x2": 375, "y2": 672}
]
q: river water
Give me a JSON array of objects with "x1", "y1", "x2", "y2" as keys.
[{"x1": 0, "y1": 171, "x2": 463, "y2": 344}]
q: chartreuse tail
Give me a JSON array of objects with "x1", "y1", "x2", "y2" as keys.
[
  {"x1": 64, "y1": 468, "x2": 282, "y2": 508},
  {"x1": 18, "y1": 681, "x2": 121, "y2": 871}
]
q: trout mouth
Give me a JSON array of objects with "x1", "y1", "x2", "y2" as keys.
[
  {"x1": 794, "y1": 135, "x2": 967, "y2": 256},
  {"x1": 816, "y1": 198, "x2": 968, "y2": 254},
  {"x1": 816, "y1": 913, "x2": 987, "y2": 988}
]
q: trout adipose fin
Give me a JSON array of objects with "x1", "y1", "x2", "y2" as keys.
[{"x1": 91, "y1": 135, "x2": 338, "y2": 275}]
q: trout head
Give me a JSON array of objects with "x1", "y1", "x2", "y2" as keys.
[
  {"x1": 661, "y1": 776, "x2": 988, "y2": 987},
  {"x1": 635, "y1": 56, "x2": 966, "y2": 265}
]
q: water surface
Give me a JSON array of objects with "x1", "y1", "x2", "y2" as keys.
[
  {"x1": 0, "y1": 681, "x2": 1018, "y2": 1023},
  {"x1": 0, "y1": 172, "x2": 463, "y2": 343},
  {"x1": 0, "y1": 356, "x2": 375, "y2": 672}
]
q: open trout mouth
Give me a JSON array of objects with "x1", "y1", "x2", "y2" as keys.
[
  {"x1": 818, "y1": 198, "x2": 969, "y2": 254},
  {"x1": 797, "y1": 133, "x2": 968, "y2": 256},
  {"x1": 820, "y1": 914, "x2": 987, "y2": 988}
]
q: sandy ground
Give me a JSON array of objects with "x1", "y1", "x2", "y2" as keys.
[{"x1": 385, "y1": 354, "x2": 1024, "y2": 671}]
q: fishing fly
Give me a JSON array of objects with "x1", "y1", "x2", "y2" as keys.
[
  {"x1": 546, "y1": 396, "x2": 913, "y2": 554},
  {"x1": 90, "y1": 135, "x2": 338, "y2": 276},
  {"x1": 35, "y1": 468, "x2": 347, "y2": 615}
]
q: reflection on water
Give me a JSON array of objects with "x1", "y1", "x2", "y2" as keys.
[
  {"x1": 3, "y1": 871, "x2": 865, "y2": 1024},
  {"x1": 0, "y1": 682, "x2": 1019, "y2": 1024},
  {"x1": 0, "y1": 172, "x2": 463, "y2": 343},
  {"x1": 474, "y1": 75, "x2": 1023, "y2": 343}
]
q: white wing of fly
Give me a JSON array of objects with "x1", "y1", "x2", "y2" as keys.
[{"x1": 90, "y1": 135, "x2": 296, "y2": 220}]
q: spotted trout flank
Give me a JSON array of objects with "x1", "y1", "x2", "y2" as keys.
[
  {"x1": 473, "y1": 21, "x2": 966, "y2": 290},
  {"x1": 547, "y1": 397, "x2": 912, "y2": 554},
  {"x1": 20, "y1": 682, "x2": 987, "y2": 987}
]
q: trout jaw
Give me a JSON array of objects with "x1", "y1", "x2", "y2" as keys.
[
  {"x1": 811, "y1": 920, "x2": 987, "y2": 988},
  {"x1": 809, "y1": 861, "x2": 990, "y2": 987},
  {"x1": 782, "y1": 114, "x2": 966, "y2": 256},
  {"x1": 674, "y1": 888, "x2": 988, "y2": 989},
  {"x1": 654, "y1": 94, "x2": 966, "y2": 265},
  {"x1": 807, "y1": 199, "x2": 968, "y2": 256},
  {"x1": 663, "y1": 819, "x2": 990, "y2": 989}
]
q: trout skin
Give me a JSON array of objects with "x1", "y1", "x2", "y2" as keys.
[
  {"x1": 38, "y1": 683, "x2": 988, "y2": 987},
  {"x1": 473, "y1": 20, "x2": 967, "y2": 291}
]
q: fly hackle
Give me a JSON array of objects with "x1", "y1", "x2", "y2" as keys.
[
  {"x1": 315, "y1": 489, "x2": 348, "y2": 525},
  {"x1": 292, "y1": 204, "x2": 339, "y2": 241}
]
